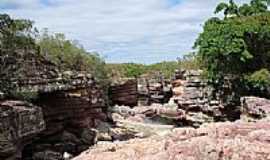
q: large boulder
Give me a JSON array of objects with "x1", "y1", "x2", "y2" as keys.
[
  {"x1": 0, "y1": 101, "x2": 45, "y2": 160},
  {"x1": 73, "y1": 120, "x2": 270, "y2": 160},
  {"x1": 241, "y1": 96, "x2": 270, "y2": 121}
]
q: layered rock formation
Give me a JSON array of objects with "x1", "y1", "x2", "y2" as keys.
[
  {"x1": 0, "y1": 101, "x2": 45, "y2": 160},
  {"x1": 169, "y1": 70, "x2": 240, "y2": 127},
  {"x1": 138, "y1": 73, "x2": 172, "y2": 106},
  {"x1": 22, "y1": 77, "x2": 107, "y2": 160},
  {"x1": 0, "y1": 52, "x2": 109, "y2": 160},
  {"x1": 0, "y1": 51, "x2": 59, "y2": 95},
  {"x1": 109, "y1": 79, "x2": 137, "y2": 107},
  {"x1": 109, "y1": 73, "x2": 172, "y2": 107},
  {"x1": 73, "y1": 120, "x2": 270, "y2": 160}
]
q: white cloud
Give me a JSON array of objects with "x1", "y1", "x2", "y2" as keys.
[{"x1": 0, "y1": 0, "x2": 250, "y2": 63}]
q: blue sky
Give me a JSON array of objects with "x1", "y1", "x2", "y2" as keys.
[{"x1": 0, "y1": 0, "x2": 248, "y2": 64}]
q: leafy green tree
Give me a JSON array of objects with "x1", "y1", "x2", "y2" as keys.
[
  {"x1": 195, "y1": 0, "x2": 270, "y2": 98},
  {"x1": 195, "y1": 13, "x2": 270, "y2": 81},
  {"x1": 0, "y1": 14, "x2": 37, "y2": 53},
  {"x1": 215, "y1": 0, "x2": 270, "y2": 18},
  {"x1": 214, "y1": 0, "x2": 239, "y2": 18},
  {"x1": 239, "y1": 0, "x2": 270, "y2": 16}
]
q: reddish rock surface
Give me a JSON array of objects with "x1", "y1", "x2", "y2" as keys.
[{"x1": 73, "y1": 120, "x2": 270, "y2": 160}]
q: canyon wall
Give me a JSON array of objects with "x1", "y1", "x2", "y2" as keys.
[{"x1": 0, "y1": 52, "x2": 109, "y2": 160}]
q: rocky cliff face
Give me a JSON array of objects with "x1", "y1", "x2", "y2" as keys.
[
  {"x1": 0, "y1": 52, "x2": 109, "y2": 160},
  {"x1": 22, "y1": 78, "x2": 108, "y2": 160},
  {"x1": 169, "y1": 70, "x2": 240, "y2": 127}
]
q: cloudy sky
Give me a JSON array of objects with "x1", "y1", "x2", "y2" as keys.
[{"x1": 0, "y1": 0, "x2": 248, "y2": 64}]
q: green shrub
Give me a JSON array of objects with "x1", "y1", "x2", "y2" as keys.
[{"x1": 245, "y1": 68, "x2": 270, "y2": 89}]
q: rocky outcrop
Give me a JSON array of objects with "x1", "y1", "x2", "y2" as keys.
[
  {"x1": 138, "y1": 73, "x2": 172, "y2": 106},
  {"x1": 0, "y1": 101, "x2": 45, "y2": 160},
  {"x1": 20, "y1": 73, "x2": 108, "y2": 160},
  {"x1": 241, "y1": 96, "x2": 270, "y2": 121},
  {"x1": 109, "y1": 79, "x2": 137, "y2": 107},
  {"x1": 73, "y1": 120, "x2": 270, "y2": 160},
  {"x1": 169, "y1": 70, "x2": 239, "y2": 127}
]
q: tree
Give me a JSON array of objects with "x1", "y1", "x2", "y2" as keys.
[
  {"x1": 195, "y1": 0, "x2": 270, "y2": 98},
  {"x1": 214, "y1": 0, "x2": 239, "y2": 18},
  {"x1": 0, "y1": 14, "x2": 37, "y2": 53},
  {"x1": 239, "y1": 0, "x2": 270, "y2": 16}
]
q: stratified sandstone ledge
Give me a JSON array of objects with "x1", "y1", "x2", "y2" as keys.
[{"x1": 73, "y1": 120, "x2": 270, "y2": 160}]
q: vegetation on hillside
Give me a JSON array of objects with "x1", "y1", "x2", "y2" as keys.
[
  {"x1": 106, "y1": 53, "x2": 200, "y2": 79},
  {"x1": 37, "y1": 29, "x2": 107, "y2": 81}
]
